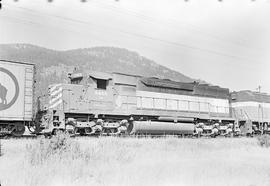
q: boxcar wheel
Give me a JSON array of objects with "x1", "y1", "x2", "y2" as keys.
[{"x1": 11, "y1": 124, "x2": 25, "y2": 137}]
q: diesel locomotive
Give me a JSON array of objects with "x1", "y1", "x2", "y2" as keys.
[{"x1": 37, "y1": 69, "x2": 270, "y2": 137}]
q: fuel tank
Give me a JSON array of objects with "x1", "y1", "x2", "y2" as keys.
[{"x1": 127, "y1": 121, "x2": 195, "y2": 135}]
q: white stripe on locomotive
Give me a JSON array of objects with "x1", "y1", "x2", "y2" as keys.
[
  {"x1": 49, "y1": 93, "x2": 63, "y2": 104},
  {"x1": 136, "y1": 90, "x2": 230, "y2": 113},
  {"x1": 49, "y1": 87, "x2": 63, "y2": 96},
  {"x1": 48, "y1": 84, "x2": 62, "y2": 93},
  {"x1": 49, "y1": 99, "x2": 63, "y2": 109},
  {"x1": 231, "y1": 101, "x2": 270, "y2": 108}
]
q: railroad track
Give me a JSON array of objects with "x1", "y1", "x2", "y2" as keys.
[
  {"x1": 0, "y1": 132, "x2": 253, "y2": 140},
  {"x1": 0, "y1": 134, "x2": 38, "y2": 139}
]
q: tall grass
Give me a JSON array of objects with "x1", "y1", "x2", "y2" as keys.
[
  {"x1": 257, "y1": 134, "x2": 270, "y2": 147},
  {"x1": 1, "y1": 135, "x2": 270, "y2": 186},
  {"x1": 23, "y1": 134, "x2": 137, "y2": 186},
  {"x1": 0, "y1": 138, "x2": 2, "y2": 156}
]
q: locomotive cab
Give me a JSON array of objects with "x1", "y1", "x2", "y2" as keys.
[{"x1": 39, "y1": 70, "x2": 116, "y2": 135}]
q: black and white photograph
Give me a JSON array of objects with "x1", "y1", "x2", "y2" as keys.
[{"x1": 0, "y1": 0, "x2": 270, "y2": 185}]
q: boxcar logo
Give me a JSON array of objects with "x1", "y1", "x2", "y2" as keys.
[{"x1": 0, "y1": 67, "x2": 19, "y2": 111}]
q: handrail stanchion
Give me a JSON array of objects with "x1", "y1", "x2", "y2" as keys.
[
  {"x1": 208, "y1": 103, "x2": 211, "y2": 117},
  {"x1": 198, "y1": 101, "x2": 200, "y2": 115}
]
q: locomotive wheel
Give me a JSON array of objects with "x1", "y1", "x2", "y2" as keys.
[
  {"x1": 65, "y1": 123, "x2": 76, "y2": 135},
  {"x1": 11, "y1": 124, "x2": 26, "y2": 137}
]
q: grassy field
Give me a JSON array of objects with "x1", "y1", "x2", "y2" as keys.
[{"x1": 1, "y1": 135, "x2": 270, "y2": 186}]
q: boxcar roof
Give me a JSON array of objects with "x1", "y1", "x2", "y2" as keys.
[{"x1": 0, "y1": 59, "x2": 35, "y2": 66}]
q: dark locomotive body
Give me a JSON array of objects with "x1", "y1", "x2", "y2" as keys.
[{"x1": 231, "y1": 91, "x2": 270, "y2": 135}]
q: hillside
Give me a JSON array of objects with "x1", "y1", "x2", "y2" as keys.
[{"x1": 0, "y1": 43, "x2": 194, "y2": 96}]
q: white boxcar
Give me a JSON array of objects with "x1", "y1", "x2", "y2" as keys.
[{"x1": 0, "y1": 60, "x2": 35, "y2": 135}]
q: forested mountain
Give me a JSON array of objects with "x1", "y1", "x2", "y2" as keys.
[{"x1": 0, "y1": 43, "x2": 194, "y2": 96}]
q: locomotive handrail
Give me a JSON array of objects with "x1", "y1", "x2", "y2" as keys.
[
  {"x1": 116, "y1": 94, "x2": 230, "y2": 114},
  {"x1": 117, "y1": 94, "x2": 228, "y2": 106}
]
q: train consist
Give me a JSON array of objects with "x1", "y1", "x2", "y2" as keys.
[{"x1": 1, "y1": 59, "x2": 270, "y2": 137}]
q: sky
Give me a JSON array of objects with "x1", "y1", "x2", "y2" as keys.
[{"x1": 0, "y1": 0, "x2": 270, "y2": 93}]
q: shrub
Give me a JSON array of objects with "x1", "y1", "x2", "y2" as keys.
[
  {"x1": 257, "y1": 135, "x2": 270, "y2": 147},
  {"x1": 26, "y1": 131, "x2": 82, "y2": 165}
]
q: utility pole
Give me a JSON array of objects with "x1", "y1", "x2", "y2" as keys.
[
  {"x1": 257, "y1": 85, "x2": 261, "y2": 93},
  {"x1": 256, "y1": 85, "x2": 264, "y2": 133}
]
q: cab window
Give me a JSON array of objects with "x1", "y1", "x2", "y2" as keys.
[{"x1": 96, "y1": 79, "x2": 107, "y2": 90}]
